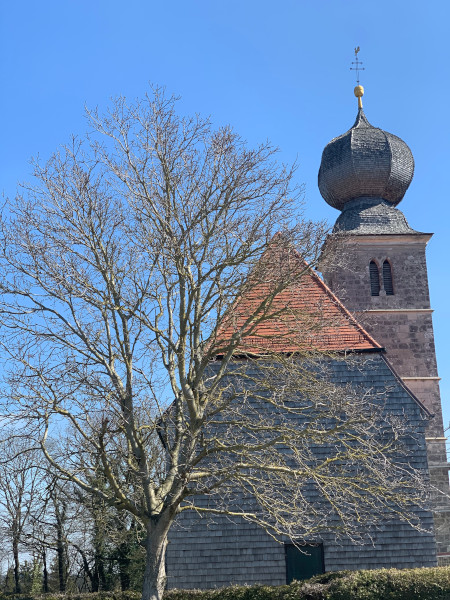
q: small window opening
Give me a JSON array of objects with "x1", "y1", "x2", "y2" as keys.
[
  {"x1": 369, "y1": 261, "x2": 380, "y2": 296},
  {"x1": 383, "y1": 260, "x2": 394, "y2": 295}
]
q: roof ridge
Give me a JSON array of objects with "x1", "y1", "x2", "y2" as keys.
[
  {"x1": 304, "y1": 261, "x2": 382, "y2": 350},
  {"x1": 214, "y1": 239, "x2": 382, "y2": 355}
]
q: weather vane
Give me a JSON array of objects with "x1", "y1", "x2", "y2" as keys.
[
  {"x1": 351, "y1": 47, "x2": 365, "y2": 109},
  {"x1": 350, "y1": 46, "x2": 365, "y2": 85}
]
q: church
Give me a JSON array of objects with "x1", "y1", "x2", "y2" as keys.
[{"x1": 165, "y1": 83, "x2": 450, "y2": 588}]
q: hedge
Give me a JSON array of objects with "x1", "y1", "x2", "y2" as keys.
[
  {"x1": 165, "y1": 567, "x2": 450, "y2": 600},
  {"x1": 4, "y1": 567, "x2": 450, "y2": 600},
  {"x1": 324, "y1": 567, "x2": 450, "y2": 600}
]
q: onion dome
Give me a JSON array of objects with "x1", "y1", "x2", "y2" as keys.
[{"x1": 318, "y1": 86, "x2": 415, "y2": 211}]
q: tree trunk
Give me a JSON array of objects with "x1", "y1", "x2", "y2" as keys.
[
  {"x1": 56, "y1": 528, "x2": 66, "y2": 592},
  {"x1": 117, "y1": 543, "x2": 131, "y2": 591},
  {"x1": 73, "y1": 544, "x2": 94, "y2": 590},
  {"x1": 94, "y1": 547, "x2": 107, "y2": 591},
  {"x1": 13, "y1": 538, "x2": 21, "y2": 594},
  {"x1": 141, "y1": 520, "x2": 169, "y2": 600},
  {"x1": 43, "y1": 548, "x2": 49, "y2": 593},
  {"x1": 92, "y1": 523, "x2": 108, "y2": 591},
  {"x1": 92, "y1": 564, "x2": 99, "y2": 593},
  {"x1": 4, "y1": 565, "x2": 11, "y2": 592},
  {"x1": 53, "y1": 494, "x2": 68, "y2": 592}
]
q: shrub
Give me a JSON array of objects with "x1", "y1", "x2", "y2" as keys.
[
  {"x1": 4, "y1": 567, "x2": 450, "y2": 600},
  {"x1": 326, "y1": 567, "x2": 450, "y2": 600},
  {"x1": 165, "y1": 567, "x2": 450, "y2": 600}
]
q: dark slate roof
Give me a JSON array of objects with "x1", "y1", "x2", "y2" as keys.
[
  {"x1": 333, "y1": 197, "x2": 422, "y2": 235},
  {"x1": 318, "y1": 108, "x2": 415, "y2": 211}
]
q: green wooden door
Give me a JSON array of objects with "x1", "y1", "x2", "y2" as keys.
[{"x1": 285, "y1": 543, "x2": 324, "y2": 583}]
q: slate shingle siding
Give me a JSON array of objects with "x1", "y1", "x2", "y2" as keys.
[
  {"x1": 333, "y1": 198, "x2": 419, "y2": 235},
  {"x1": 166, "y1": 355, "x2": 436, "y2": 589}
]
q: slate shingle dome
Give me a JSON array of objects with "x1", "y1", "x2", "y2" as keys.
[{"x1": 318, "y1": 107, "x2": 415, "y2": 211}]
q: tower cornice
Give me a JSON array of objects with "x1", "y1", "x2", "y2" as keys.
[{"x1": 332, "y1": 232, "x2": 433, "y2": 245}]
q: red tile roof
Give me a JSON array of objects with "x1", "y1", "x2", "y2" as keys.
[{"x1": 214, "y1": 243, "x2": 381, "y2": 355}]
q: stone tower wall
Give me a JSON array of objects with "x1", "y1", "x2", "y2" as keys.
[{"x1": 321, "y1": 233, "x2": 450, "y2": 553}]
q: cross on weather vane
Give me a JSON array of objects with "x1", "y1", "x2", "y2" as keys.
[{"x1": 350, "y1": 46, "x2": 365, "y2": 84}]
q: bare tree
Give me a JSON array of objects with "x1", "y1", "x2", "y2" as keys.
[
  {"x1": 45, "y1": 481, "x2": 70, "y2": 592},
  {"x1": 0, "y1": 89, "x2": 428, "y2": 600},
  {"x1": 0, "y1": 439, "x2": 43, "y2": 593}
]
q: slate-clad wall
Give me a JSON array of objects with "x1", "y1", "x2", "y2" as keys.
[
  {"x1": 167, "y1": 514, "x2": 286, "y2": 589},
  {"x1": 166, "y1": 355, "x2": 436, "y2": 590}
]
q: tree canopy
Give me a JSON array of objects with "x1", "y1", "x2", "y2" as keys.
[{"x1": 0, "y1": 89, "x2": 428, "y2": 600}]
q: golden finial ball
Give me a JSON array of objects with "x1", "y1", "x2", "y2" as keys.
[{"x1": 354, "y1": 85, "x2": 364, "y2": 98}]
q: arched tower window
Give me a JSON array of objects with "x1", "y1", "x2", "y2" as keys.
[
  {"x1": 369, "y1": 261, "x2": 380, "y2": 296},
  {"x1": 383, "y1": 260, "x2": 394, "y2": 295}
]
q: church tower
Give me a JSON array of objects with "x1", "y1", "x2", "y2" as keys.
[{"x1": 318, "y1": 83, "x2": 450, "y2": 556}]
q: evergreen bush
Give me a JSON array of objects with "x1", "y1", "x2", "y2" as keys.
[{"x1": 3, "y1": 567, "x2": 450, "y2": 600}]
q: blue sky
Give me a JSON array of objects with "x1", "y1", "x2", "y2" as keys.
[{"x1": 1, "y1": 1, "x2": 450, "y2": 425}]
